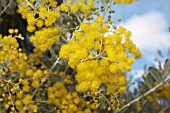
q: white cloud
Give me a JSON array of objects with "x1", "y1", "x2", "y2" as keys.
[
  {"x1": 129, "y1": 69, "x2": 145, "y2": 79},
  {"x1": 120, "y1": 12, "x2": 170, "y2": 53},
  {"x1": 127, "y1": 69, "x2": 145, "y2": 90},
  {"x1": 121, "y1": 12, "x2": 170, "y2": 79}
]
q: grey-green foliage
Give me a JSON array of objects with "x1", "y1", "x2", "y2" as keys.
[
  {"x1": 123, "y1": 59, "x2": 170, "y2": 113},
  {"x1": 164, "y1": 59, "x2": 170, "y2": 76},
  {"x1": 148, "y1": 67, "x2": 162, "y2": 82},
  {"x1": 0, "y1": 0, "x2": 17, "y2": 23},
  {"x1": 146, "y1": 72, "x2": 154, "y2": 89},
  {"x1": 70, "y1": 0, "x2": 115, "y2": 6},
  {"x1": 100, "y1": 0, "x2": 112, "y2": 6}
]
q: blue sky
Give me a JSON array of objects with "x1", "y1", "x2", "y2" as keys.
[
  {"x1": 113, "y1": 0, "x2": 170, "y2": 24},
  {"x1": 110, "y1": 0, "x2": 170, "y2": 80}
]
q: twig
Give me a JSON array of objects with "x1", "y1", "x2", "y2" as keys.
[
  {"x1": 0, "y1": 0, "x2": 14, "y2": 16},
  {"x1": 32, "y1": 57, "x2": 60, "y2": 99},
  {"x1": 61, "y1": 36, "x2": 68, "y2": 43},
  {"x1": 103, "y1": 0, "x2": 111, "y2": 17},
  {"x1": 159, "y1": 105, "x2": 170, "y2": 113},
  {"x1": 29, "y1": 100, "x2": 48, "y2": 104},
  {"x1": 120, "y1": 76, "x2": 170, "y2": 112},
  {"x1": 74, "y1": 14, "x2": 82, "y2": 24},
  {"x1": 25, "y1": 0, "x2": 36, "y2": 11}
]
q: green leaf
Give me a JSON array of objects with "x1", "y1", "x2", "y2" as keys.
[
  {"x1": 58, "y1": 59, "x2": 67, "y2": 65},
  {"x1": 100, "y1": 0, "x2": 107, "y2": 6},
  {"x1": 65, "y1": 84, "x2": 75, "y2": 92},
  {"x1": 0, "y1": 102, "x2": 3, "y2": 107},
  {"x1": 1, "y1": 60, "x2": 10, "y2": 68},
  {"x1": 49, "y1": 74, "x2": 63, "y2": 82},
  {"x1": 49, "y1": 49, "x2": 57, "y2": 60},
  {"x1": 38, "y1": 105, "x2": 50, "y2": 113},
  {"x1": 40, "y1": 56, "x2": 53, "y2": 69},
  {"x1": 100, "y1": 0, "x2": 113, "y2": 6},
  {"x1": 52, "y1": 43, "x2": 61, "y2": 53},
  {"x1": 138, "y1": 81, "x2": 147, "y2": 93},
  {"x1": 61, "y1": 24, "x2": 67, "y2": 30},
  {"x1": 164, "y1": 59, "x2": 170, "y2": 75},
  {"x1": 0, "y1": 4, "x2": 2, "y2": 12},
  {"x1": 146, "y1": 73, "x2": 154, "y2": 89},
  {"x1": 126, "y1": 92, "x2": 133, "y2": 102},
  {"x1": 35, "y1": 0, "x2": 42, "y2": 8},
  {"x1": 4, "y1": 1, "x2": 17, "y2": 15},
  {"x1": 63, "y1": 18, "x2": 75, "y2": 29},
  {"x1": 5, "y1": 7, "x2": 15, "y2": 15},
  {"x1": 79, "y1": 0, "x2": 87, "y2": 2},
  {"x1": 0, "y1": 0, "x2": 8, "y2": 7},
  {"x1": 148, "y1": 67, "x2": 162, "y2": 82},
  {"x1": 71, "y1": 0, "x2": 78, "y2": 4},
  {"x1": 0, "y1": 17, "x2": 3, "y2": 23},
  {"x1": 89, "y1": 49, "x2": 97, "y2": 56}
]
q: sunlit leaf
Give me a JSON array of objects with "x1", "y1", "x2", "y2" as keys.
[
  {"x1": 72, "y1": 0, "x2": 78, "y2": 4},
  {"x1": 89, "y1": 49, "x2": 97, "y2": 56},
  {"x1": 35, "y1": 0, "x2": 42, "y2": 8},
  {"x1": 49, "y1": 49, "x2": 57, "y2": 60},
  {"x1": 164, "y1": 59, "x2": 170, "y2": 75},
  {"x1": 0, "y1": 4, "x2": 2, "y2": 12},
  {"x1": 0, "y1": 0, "x2": 8, "y2": 7},
  {"x1": 100, "y1": 0, "x2": 107, "y2": 6},
  {"x1": 148, "y1": 67, "x2": 162, "y2": 82},
  {"x1": 59, "y1": 59, "x2": 67, "y2": 65},
  {"x1": 49, "y1": 74, "x2": 63, "y2": 83},
  {"x1": 146, "y1": 73, "x2": 154, "y2": 89},
  {"x1": 138, "y1": 81, "x2": 147, "y2": 93},
  {"x1": 40, "y1": 56, "x2": 53, "y2": 69}
]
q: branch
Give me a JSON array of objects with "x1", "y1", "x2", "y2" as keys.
[
  {"x1": 0, "y1": 0, "x2": 14, "y2": 16},
  {"x1": 159, "y1": 105, "x2": 170, "y2": 113},
  {"x1": 120, "y1": 76, "x2": 170, "y2": 112},
  {"x1": 103, "y1": 0, "x2": 111, "y2": 17},
  {"x1": 25, "y1": 0, "x2": 36, "y2": 11},
  {"x1": 32, "y1": 57, "x2": 60, "y2": 99},
  {"x1": 29, "y1": 100, "x2": 48, "y2": 104}
]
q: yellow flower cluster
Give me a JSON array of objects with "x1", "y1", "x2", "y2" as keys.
[
  {"x1": 160, "y1": 84, "x2": 170, "y2": 99},
  {"x1": 70, "y1": 1, "x2": 95, "y2": 14},
  {"x1": 60, "y1": 20, "x2": 142, "y2": 94},
  {"x1": 48, "y1": 82, "x2": 96, "y2": 113},
  {"x1": 114, "y1": 0, "x2": 136, "y2": 4},
  {"x1": 0, "y1": 79, "x2": 38, "y2": 113},
  {"x1": 0, "y1": 29, "x2": 29, "y2": 75},
  {"x1": 58, "y1": 71, "x2": 73, "y2": 84},
  {"x1": 15, "y1": 93, "x2": 38, "y2": 113},
  {"x1": 0, "y1": 0, "x2": 143, "y2": 112},
  {"x1": 27, "y1": 48, "x2": 44, "y2": 65},
  {"x1": 60, "y1": 3, "x2": 69, "y2": 12},
  {"x1": 0, "y1": 29, "x2": 51, "y2": 113},
  {"x1": 17, "y1": 0, "x2": 60, "y2": 32},
  {"x1": 30, "y1": 26, "x2": 60, "y2": 51},
  {"x1": 136, "y1": 84, "x2": 170, "y2": 112}
]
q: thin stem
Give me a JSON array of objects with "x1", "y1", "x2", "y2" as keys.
[
  {"x1": 99, "y1": 39, "x2": 103, "y2": 55},
  {"x1": 32, "y1": 57, "x2": 60, "y2": 99},
  {"x1": 120, "y1": 76, "x2": 170, "y2": 112},
  {"x1": 29, "y1": 100, "x2": 48, "y2": 104},
  {"x1": 25, "y1": 0, "x2": 36, "y2": 11},
  {"x1": 74, "y1": 13, "x2": 82, "y2": 24},
  {"x1": 61, "y1": 36, "x2": 68, "y2": 43},
  {"x1": 7, "y1": 84, "x2": 17, "y2": 112},
  {"x1": 103, "y1": 0, "x2": 111, "y2": 17},
  {"x1": 101, "y1": 94, "x2": 111, "y2": 105},
  {"x1": 159, "y1": 105, "x2": 170, "y2": 113},
  {"x1": 0, "y1": 0, "x2": 14, "y2": 16}
]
